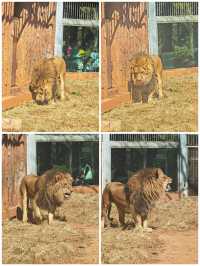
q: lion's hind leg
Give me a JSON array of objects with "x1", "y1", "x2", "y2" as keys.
[
  {"x1": 22, "y1": 186, "x2": 28, "y2": 223},
  {"x1": 102, "y1": 203, "x2": 111, "y2": 228}
]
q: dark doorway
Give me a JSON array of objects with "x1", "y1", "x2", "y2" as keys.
[
  {"x1": 36, "y1": 141, "x2": 99, "y2": 184},
  {"x1": 111, "y1": 148, "x2": 177, "y2": 190}
]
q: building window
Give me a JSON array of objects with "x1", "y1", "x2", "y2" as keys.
[
  {"x1": 158, "y1": 22, "x2": 198, "y2": 68},
  {"x1": 62, "y1": 2, "x2": 99, "y2": 72}
]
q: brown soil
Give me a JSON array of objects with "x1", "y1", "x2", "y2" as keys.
[
  {"x1": 102, "y1": 195, "x2": 198, "y2": 264},
  {"x1": 3, "y1": 79, "x2": 99, "y2": 132},
  {"x1": 3, "y1": 193, "x2": 99, "y2": 264},
  {"x1": 102, "y1": 70, "x2": 197, "y2": 132}
]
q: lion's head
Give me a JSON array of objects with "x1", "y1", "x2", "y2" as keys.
[
  {"x1": 29, "y1": 79, "x2": 55, "y2": 105},
  {"x1": 128, "y1": 168, "x2": 172, "y2": 203},
  {"x1": 129, "y1": 55, "x2": 154, "y2": 87},
  {"x1": 45, "y1": 171, "x2": 73, "y2": 207}
]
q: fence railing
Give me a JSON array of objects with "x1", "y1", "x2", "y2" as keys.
[
  {"x1": 63, "y1": 2, "x2": 99, "y2": 20},
  {"x1": 110, "y1": 134, "x2": 179, "y2": 142},
  {"x1": 156, "y1": 2, "x2": 198, "y2": 17},
  {"x1": 187, "y1": 134, "x2": 198, "y2": 147}
]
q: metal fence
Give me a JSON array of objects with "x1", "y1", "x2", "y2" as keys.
[
  {"x1": 63, "y1": 2, "x2": 99, "y2": 20},
  {"x1": 187, "y1": 134, "x2": 198, "y2": 146},
  {"x1": 156, "y1": 2, "x2": 198, "y2": 17},
  {"x1": 110, "y1": 134, "x2": 179, "y2": 142},
  {"x1": 187, "y1": 134, "x2": 198, "y2": 194}
]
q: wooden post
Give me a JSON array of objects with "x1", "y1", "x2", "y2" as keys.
[
  {"x1": 27, "y1": 135, "x2": 37, "y2": 175},
  {"x1": 148, "y1": 2, "x2": 158, "y2": 55},
  {"x1": 179, "y1": 134, "x2": 188, "y2": 197},
  {"x1": 54, "y1": 2, "x2": 63, "y2": 57},
  {"x1": 102, "y1": 134, "x2": 111, "y2": 191}
]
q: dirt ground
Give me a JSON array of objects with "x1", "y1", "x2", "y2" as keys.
[
  {"x1": 3, "y1": 192, "x2": 99, "y2": 264},
  {"x1": 3, "y1": 79, "x2": 99, "y2": 132},
  {"x1": 102, "y1": 69, "x2": 197, "y2": 132},
  {"x1": 102, "y1": 195, "x2": 198, "y2": 264}
]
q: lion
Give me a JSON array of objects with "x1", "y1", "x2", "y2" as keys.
[
  {"x1": 20, "y1": 169, "x2": 73, "y2": 224},
  {"x1": 102, "y1": 168, "x2": 172, "y2": 231},
  {"x1": 129, "y1": 55, "x2": 163, "y2": 103},
  {"x1": 29, "y1": 57, "x2": 67, "y2": 104}
]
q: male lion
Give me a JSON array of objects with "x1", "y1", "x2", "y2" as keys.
[
  {"x1": 29, "y1": 57, "x2": 67, "y2": 104},
  {"x1": 102, "y1": 168, "x2": 172, "y2": 231},
  {"x1": 20, "y1": 169, "x2": 73, "y2": 224},
  {"x1": 129, "y1": 55, "x2": 163, "y2": 103}
]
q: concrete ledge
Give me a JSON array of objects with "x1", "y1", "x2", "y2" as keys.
[
  {"x1": 65, "y1": 72, "x2": 98, "y2": 80},
  {"x1": 72, "y1": 185, "x2": 99, "y2": 194},
  {"x1": 3, "y1": 92, "x2": 32, "y2": 111},
  {"x1": 102, "y1": 93, "x2": 131, "y2": 113}
]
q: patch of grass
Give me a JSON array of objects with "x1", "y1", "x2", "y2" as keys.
[
  {"x1": 102, "y1": 196, "x2": 197, "y2": 264},
  {"x1": 3, "y1": 79, "x2": 99, "y2": 132},
  {"x1": 102, "y1": 71, "x2": 197, "y2": 132},
  {"x1": 3, "y1": 193, "x2": 99, "y2": 264}
]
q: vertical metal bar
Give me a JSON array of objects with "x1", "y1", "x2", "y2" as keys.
[
  {"x1": 54, "y1": 2, "x2": 63, "y2": 57},
  {"x1": 148, "y1": 2, "x2": 158, "y2": 55},
  {"x1": 179, "y1": 134, "x2": 188, "y2": 197}
]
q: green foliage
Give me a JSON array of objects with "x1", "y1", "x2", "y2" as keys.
[
  {"x1": 174, "y1": 45, "x2": 193, "y2": 65},
  {"x1": 172, "y1": 3, "x2": 193, "y2": 15}
]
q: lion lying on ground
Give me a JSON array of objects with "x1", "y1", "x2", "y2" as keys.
[
  {"x1": 29, "y1": 57, "x2": 67, "y2": 104},
  {"x1": 102, "y1": 168, "x2": 172, "y2": 231},
  {"x1": 20, "y1": 169, "x2": 73, "y2": 224},
  {"x1": 129, "y1": 55, "x2": 163, "y2": 103}
]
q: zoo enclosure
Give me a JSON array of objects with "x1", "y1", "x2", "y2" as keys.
[
  {"x1": 102, "y1": 134, "x2": 198, "y2": 195},
  {"x1": 2, "y1": 134, "x2": 99, "y2": 220},
  {"x1": 102, "y1": 2, "x2": 198, "y2": 111}
]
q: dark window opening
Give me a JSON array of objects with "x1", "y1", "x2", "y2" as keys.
[
  {"x1": 111, "y1": 148, "x2": 178, "y2": 191},
  {"x1": 63, "y1": 26, "x2": 99, "y2": 72},
  {"x1": 188, "y1": 147, "x2": 198, "y2": 195},
  {"x1": 36, "y1": 141, "x2": 99, "y2": 185},
  {"x1": 158, "y1": 22, "x2": 198, "y2": 68}
]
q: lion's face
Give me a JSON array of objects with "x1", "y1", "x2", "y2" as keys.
[
  {"x1": 29, "y1": 80, "x2": 53, "y2": 105},
  {"x1": 157, "y1": 171, "x2": 172, "y2": 191},
  {"x1": 53, "y1": 173, "x2": 73, "y2": 206},
  {"x1": 130, "y1": 56, "x2": 154, "y2": 87}
]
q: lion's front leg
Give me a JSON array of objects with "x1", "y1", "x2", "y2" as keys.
[
  {"x1": 48, "y1": 212, "x2": 54, "y2": 224},
  {"x1": 142, "y1": 218, "x2": 153, "y2": 232},
  {"x1": 60, "y1": 73, "x2": 65, "y2": 101},
  {"x1": 32, "y1": 193, "x2": 42, "y2": 224},
  {"x1": 157, "y1": 73, "x2": 163, "y2": 99},
  {"x1": 134, "y1": 214, "x2": 143, "y2": 231}
]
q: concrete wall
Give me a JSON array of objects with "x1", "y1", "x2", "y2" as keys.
[
  {"x1": 2, "y1": 134, "x2": 27, "y2": 220},
  {"x1": 2, "y1": 2, "x2": 56, "y2": 97},
  {"x1": 101, "y1": 2, "x2": 149, "y2": 99}
]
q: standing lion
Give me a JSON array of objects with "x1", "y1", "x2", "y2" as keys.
[
  {"x1": 20, "y1": 169, "x2": 73, "y2": 224},
  {"x1": 129, "y1": 54, "x2": 163, "y2": 103},
  {"x1": 102, "y1": 168, "x2": 172, "y2": 231},
  {"x1": 29, "y1": 57, "x2": 67, "y2": 104}
]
